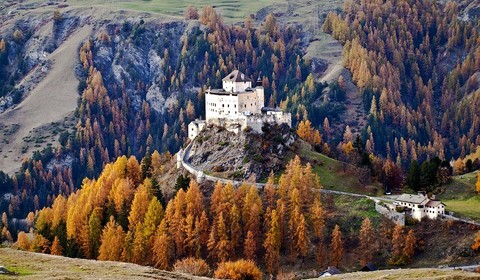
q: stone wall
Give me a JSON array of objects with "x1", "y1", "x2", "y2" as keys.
[{"x1": 375, "y1": 203, "x2": 405, "y2": 226}]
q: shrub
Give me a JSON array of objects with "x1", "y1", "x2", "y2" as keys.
[
  {"x1": 13, "y1": 30, "x2": 23, "y2": 43},
  {"x1": 173, "y1": 257, "x2": 210, "y2": 277},
  {"x1": 214, "y1": 259, "x2": 262, "y2": 280}
]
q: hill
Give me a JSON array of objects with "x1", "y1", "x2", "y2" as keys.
[
  {"x1": 437, "y1": 171, "x2": 480, "y2": 221},
  {"x1": 1, "y1": 247, "x2": 479, "y2": 280},
  {"x1": 0, "y1": 247, "x2": 207, "y2": 280}
]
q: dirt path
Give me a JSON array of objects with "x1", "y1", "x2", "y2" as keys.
[{"x1": 0, "y1": 25, "x2": 92, "y2": 174}]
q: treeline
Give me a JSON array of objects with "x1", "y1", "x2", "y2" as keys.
[
  {"x1": 324, "y1": 0, "x2": 480, "y2": 166},
  {"x1": 5, "y1": 154, "x2": 420, "y2": 276}
]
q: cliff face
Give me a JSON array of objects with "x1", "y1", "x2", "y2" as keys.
[{"x1": 187, "y1": 123, "x2": 296, "y2": 180}]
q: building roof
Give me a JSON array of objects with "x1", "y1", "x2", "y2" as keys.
[
  {"x1": 396, "y1": 194, "x2": 428, "y2": 204},
  {"x1": 360, "y1": 263, "x2": 378, "y2": 271},
  {"x1": 320, "y1": 266, "x2": 342, "y2": 276},
  {"x1": 426, "y1": 200, "x2": 444, "y2": 207},
  {"x1": 222, "y1": 70, "x2": 252, "y2": 82},
  {"x1": 261, "y1": 107, "x2": 283, "y2": 112}
]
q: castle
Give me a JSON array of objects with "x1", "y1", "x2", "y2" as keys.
[{"x1": 188, "y1": 70, "x2": 291, "y2": 140}]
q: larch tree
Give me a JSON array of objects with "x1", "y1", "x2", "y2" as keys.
[
  {"x1": 230, "y1": 204, "x2": 242, "y2": 257},
  {"x1": 215, "y1": 212, "x2": 231, "y2": 263},
  {"x1": 264, "y1": 209, "x2": 280, "y2": 276},
  {"x1": 51, "y1": 236, "x2": 63, "y2": 256},
  {"x1": 184, "y1": 214, "x2": 198, "y2": 257},
  {"x1": 128, "y1": 184, "x2": 151, "y2": 231},
  {"x1": 244, "y1": 230, "x2": 256, "y2": 261},
  {"x1": 476, "y1": 172, "x2": 480, "y2": 194},
  {"x1": 330, "y1": 224, "x2": 344, "y2": 267},
  {"x1": 143, "y1": 197, "x2": 164, "y2": 241},
  {"x1": 98, "y1": 216, "x2": 125, "y2": 261},
  {"x1": 310, "y1": 196, "x2": 325, "y2": 240},
  {"x1": 472, "y1": 231, "x2": 480, "y2": 251},
  {"x1": 263, "y1": 172, "x2": 276, "y2": 209},
  {"x1": 16, "y1": 231, "x2": 30, "y2": 251},
  {"x1": 294, "y1": 211, "x2": 310, "y2": 260},
  {"x1": 153, "y1": 220, "x2": 172, "y2": 270},
  {"x1": 359, "y1": 217, "x2": 375, "y2": 266},
  {"x1": 132, "y1": 223, "x2": 147, "y2": 265},
  {"x1": 402, "y1": 229, "x2": 416, "y2": 264},
  {"x1": 389, "y1": 223, "x2": 404, "y2": 265},
  {"x1": 88, "y1": 210, "x2": 102, "y2": 259}
]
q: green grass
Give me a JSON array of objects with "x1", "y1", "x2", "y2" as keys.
[
  {"x1": 0, "y1": 265, "x2": 35, "y2": 278},
  {"x1": 437, "y1": 170, "x2": 480, "y2": 220},
  {"x1": 298, "y1": 141, "x2": 381, "y2": 195},
  {"x1": 64, "y1": 0, "x2": 286, "y2": 22}
]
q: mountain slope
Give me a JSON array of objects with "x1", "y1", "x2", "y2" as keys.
[
  {"x1": 0, "y1": 248, "x2": 208, "y2": 280},
  {"x1": 0, "y1": 25, "x2": 91, "y2": 174}
]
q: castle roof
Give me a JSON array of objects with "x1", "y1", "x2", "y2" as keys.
[{"x1": 223, "y1": 70, "x2": 252, "y2": 82}]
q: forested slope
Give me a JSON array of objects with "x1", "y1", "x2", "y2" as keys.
[{"x1": 324, "y1": 0, "x2": 480, "y2": 165}]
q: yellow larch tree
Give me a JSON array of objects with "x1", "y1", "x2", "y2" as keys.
[
  {"x1": 51, "y1": 236, "x2": 63, "y2": 256},
  {"x1": 330, "y1": 224, "x2": 344, "y2": 267},
  {"x1": 359, "y1": 217, "x2": 375, "y2": 266},
  {"x1": 153, "y1": 220, "x2": 172, "y2": 270},
  {"x1": 98, "y1": 216, "x2": 125, "y2": 261},
  {"x1": 263, "y1": 209, "x2": 280, "y2": 275}
]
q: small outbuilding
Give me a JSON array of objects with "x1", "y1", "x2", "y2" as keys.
[
  {"x1": 319, "y1": 266, "x2": 342, "y2": 277},
  {"x1": 360, "y1": 263, "x2": 378, "y2": 272}
]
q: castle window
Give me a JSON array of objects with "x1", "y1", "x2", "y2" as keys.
[{"x1": 222, "y1": 104, "x2": 224, "y2": 107}]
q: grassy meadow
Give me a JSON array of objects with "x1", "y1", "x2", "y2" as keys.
[
  {"x1": 63, "y1": 0, "x2": 287, "y2": 22},
  {"x1": 438, "y1": 171, "x2": 480, "y2": 220}
]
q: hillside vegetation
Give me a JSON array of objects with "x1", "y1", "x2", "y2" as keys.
[
  {"x1": 1, "y1": 247, "x2": 479, "y2": 280},
  {"x1": 325, "y1": 0, "x2": 480, "y2": 164},
  {"x1": 437, "y1": 171, "x2": 480, "y2": 221}
]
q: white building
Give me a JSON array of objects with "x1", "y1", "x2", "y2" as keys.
[
  {"x1": 188, "y1": 70, "x2": 291, "y2": 140},
  {"x1": 393, "y1": 193, "x2": 445, "y2": 221}
]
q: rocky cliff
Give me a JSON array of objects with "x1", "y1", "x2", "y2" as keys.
[{"x1": 187, "y1": 123, "x2": 296, "y2": 180}]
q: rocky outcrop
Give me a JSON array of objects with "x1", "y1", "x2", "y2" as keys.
[{"x1": 187, "y1": 123, "x2": 296, "y2": 180}]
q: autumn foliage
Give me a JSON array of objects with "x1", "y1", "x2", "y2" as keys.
[{"x1": 214, "y1": 259, "x2": 262, "y2": 280}]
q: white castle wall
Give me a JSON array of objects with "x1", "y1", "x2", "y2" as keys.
[{"x1": 205, "y1": 93, "x2": 240, "y2": 121}]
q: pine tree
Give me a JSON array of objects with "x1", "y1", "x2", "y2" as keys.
[
  {"x1": 330, "y1": 224, "x2": 344, "y2": 267},
  {"x1": 359, "y1": 217, "x2": 375, "y2": 266}
]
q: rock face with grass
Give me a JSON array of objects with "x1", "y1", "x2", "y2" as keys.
[{"x1": 187, "y1": 123, "x2": 296, "y2": 180}]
